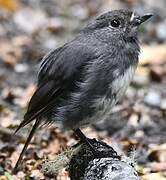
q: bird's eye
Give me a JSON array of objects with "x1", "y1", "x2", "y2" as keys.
[{"x1": 110, "y1": 19, "x2": 120, "y2": 28}]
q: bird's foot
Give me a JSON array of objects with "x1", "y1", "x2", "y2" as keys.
[
  {"x1": 84, "y1": 138, "x2": 120, "y2": 159},
  {"x1": 74, "y1": 128, "x2": 120, "y2": 159}
]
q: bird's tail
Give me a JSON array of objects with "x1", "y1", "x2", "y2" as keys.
[{"x1": 13, "y1": 119, "x2": 40, "y2": 173}]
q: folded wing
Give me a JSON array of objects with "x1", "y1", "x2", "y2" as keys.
[{"x1": 16, "y1": 41, "x2": 96, "y2": 132}]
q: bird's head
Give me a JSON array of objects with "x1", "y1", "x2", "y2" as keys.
[{"x1": 84, "y1": 9, "x2": 153, "y2": 45}]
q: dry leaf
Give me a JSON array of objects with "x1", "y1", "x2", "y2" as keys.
[
  {"x1": 149, "y1": 66, "x2": 163, "y2": 82},
  {"x1": 0, "y1": 109, "x2": 16, "y2": 128},
  {"x1": 14, "y1": 85, "x2": 36, "y2": 108},
  {"x1": 0, "y1": 176, "x2": 8, "y2": 180},
  {"x1": 148, "y1": 144, "x2": 166, "y2": 162},
  {"x1": 140, "y1": 45, "x2": 166, "y2": 65},
  {"x1": 30, "y1": 169, "x2": 44, "y2": 179},
  {"x1": 142, "y1": 173, "x2": 166, "y2": 180},
  {"x1": 149, "y1": 162, "x2": 166, "y2": 172},
  {"x1": 0, "y1": 42, "x2": 22, "y2": 66},
  {"x1": 0, "y1": 0, "x2": 18, "y2": 12}
]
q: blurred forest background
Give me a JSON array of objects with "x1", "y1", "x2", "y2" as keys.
[{"x1": 0, "y1": 0, "x2": 166, "y2": 179}]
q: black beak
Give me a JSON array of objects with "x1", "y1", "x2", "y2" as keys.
[
  {"x1": 131, "y1": 13, "x2": 153, "y2": 26},
  {"x1": 140, "y1": 14, "x2": 153, "y2": 23}
]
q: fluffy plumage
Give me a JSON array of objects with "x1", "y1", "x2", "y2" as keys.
[
  {"x1": 14, "y1": 9, "x2": 152, "y2": 171},
  {"x1": 17, "y1": 10, "x2": 141, "y2": 130}
]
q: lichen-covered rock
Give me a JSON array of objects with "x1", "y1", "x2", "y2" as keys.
[
  {"x1": 69, "y1": 139, "x2": 139, "y2": 180},
  {"x1": 83, "y1": 158, "x2": 139, "y2": 180}
]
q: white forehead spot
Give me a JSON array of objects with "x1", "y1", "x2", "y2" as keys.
[{"x1": 130, "y1": 12, "x2": 135, "y2": 22}]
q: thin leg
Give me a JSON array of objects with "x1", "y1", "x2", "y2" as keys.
[
  {"x1": 74, "y1": 128, "x2": 120, "y2": 159},
  {"x1": 73, "y1": 128, "x2": 98, "y2": 153},
  {"x1": 13, "y1": 120, "x2": 39, "y2": 173}
]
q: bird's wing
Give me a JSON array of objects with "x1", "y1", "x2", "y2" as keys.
[{"x1": 16, "y1": 41, "x2": 96, "y2": 132}]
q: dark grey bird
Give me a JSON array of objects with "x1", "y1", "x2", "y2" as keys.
[{"x1": 13, "y1": 9, "x2": 152, "y2": 171}]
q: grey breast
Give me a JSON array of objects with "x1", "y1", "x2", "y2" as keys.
[{"x1": 81, "y1": 65, "x2": 136, "y2": 126}]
